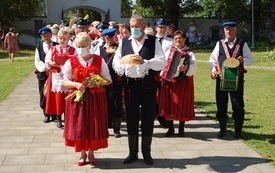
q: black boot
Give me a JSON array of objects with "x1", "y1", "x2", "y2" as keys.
[
  {"x1": 142, "y1": 136, "x2": 154, "y2": 165},
  {"x1": 43, "y1": 115, "x2": 50, "y2": 123},
  {"x1": 51, "y1": 115, "x2": 57, "y2": 122},
  {"x1": 165, "y1": 120, "x2": 175, "y2": 137},
  {"x1": 113, "y1": 118, "x2": 122, "y2": 138},
  {"x1": 123, "y1": 135, "x2": 138, "y2": 164},
  {"x1": 157, "y1": 116, "x2": 167, "y2": 128},
  {"x1": 178, "y1": 121, "x2": 185, "y2": 137},
  {"x1": 234, "y1": 123, "x2": 243, "y2": 139},
  {"x1": 217, "y1": 120, "x2": 227, "y2": 138},
  {"x1": 56, "y1": 116, "x2": 64, "y2": 128}
]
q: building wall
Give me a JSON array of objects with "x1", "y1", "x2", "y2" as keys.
[
  {"x1": 16, "y1": 0, "x2": 121, "y2": 46},
  {"x1": 15, "y1": 0, "x2": 251, "y2": 46}
]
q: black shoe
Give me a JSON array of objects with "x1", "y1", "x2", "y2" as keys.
[
  {"x1": 114, "y1": 132, "x2": 122, "y2": 138},
  {"x1": 164, "y1": 129, "x2": 175, "y2": 137},
  {"x1": 157, "y1": 116, "x2": 167, "y2": 128},
  {"x1": 43, "y1": 116, "x2": 51, "y2": 123},
  {"x1": 143, "y1": 153, "x2": 154, "y2": 165},
  {"x1": 56, "y1": 121, "x2": 64, "y2": 128},
  {"x1": 217, "y1": 131, "x2": 226, "y2": 138},
  {"x1": 123, "y1": 154, "x2": 138, "y2": 164}
]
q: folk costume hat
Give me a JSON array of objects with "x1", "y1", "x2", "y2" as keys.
[
  {"x1": 96, "y1": 23, "x2": 109, "y2": 32},
  {"x1": 223, "y1": 21, "x2": 237, "y2": 28},
  {"x1": 39, "y1": 26, "x2": 52, "y2": 35},
  {"x1": 154, "y1": 18, "x2": 170, "y2": 26},
  {"x1": 102, "y1": 28, "x2": 116, "y2": 37},
  {"x1": 75, "y1": 19, "x2": 89, "y2": 28}
]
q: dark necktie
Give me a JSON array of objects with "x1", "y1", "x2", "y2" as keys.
[{"x1": 158, "y1": 37, "x2": 163, "y2": 45}]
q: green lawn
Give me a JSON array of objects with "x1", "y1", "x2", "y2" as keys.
[
  {"x1": 0, "y1": 48, "x2": 274, "y2": 166},
  {"x1": 0, "y1": 49, "x2": 35, "y2": 100},
  {"x1": 194, "y1": 50, "x2": 275, "y2": 166}
]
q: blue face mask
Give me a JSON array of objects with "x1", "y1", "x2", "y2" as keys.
[{"x1": 131, "y1": 28, "x2": 142, "y2": 38}]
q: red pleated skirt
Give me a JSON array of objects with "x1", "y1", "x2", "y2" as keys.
[
  {"x1": 63, "y1": 88, "x2": 109, "y2": 152},
  {"x1": 159, "y1": 76, "x2": 195, "y2": 121},
  {"x1": 45, "y1": 72, "x2": 65, "y2": 115}
]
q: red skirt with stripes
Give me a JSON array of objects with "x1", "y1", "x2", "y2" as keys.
[
  {"x1": 159, "y1": 76, "x2": 195, "y2": 121},
  {"x1": 63, "y1": 88, "x2": 109, "y2": 152}
]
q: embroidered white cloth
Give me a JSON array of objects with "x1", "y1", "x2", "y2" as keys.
[{"x1": 51, "y1": 72, "x2": 67, "y2": 92}]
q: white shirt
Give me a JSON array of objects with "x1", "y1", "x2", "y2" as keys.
[
  {"x1": 90, "y1": 38, "x2": 105, "y2": 55},
  {"x1": 209, "y1": 37, "x2": 253, "y2": 73},
  {"x1": 156, "y1": 34, "x2": 174, "y2": 56},
  {"x1": 62, "y1": 55, "x2": 112, "y2": 82},
  {"x1": 112, "y1": 34, "x2": 165, "y2": 77},
  {"x1": 34, "y1": 42, "x2": 53, "y2": 72}
]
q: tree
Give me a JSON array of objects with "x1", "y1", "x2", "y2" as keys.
[
  {"x1": 0, "y1": 0, "x2": 43, "y2": 26},
  {"x1": 121, "y1": 0, "x2": 135, "y2": 17},
  {"x1": 138, "y1": 0, "x2": 202, "y2": 28},
  {"x1": 196, "y1": 0, "x2": 251, "y2": 23}
]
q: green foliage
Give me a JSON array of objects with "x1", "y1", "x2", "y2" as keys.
[
  {"x1": 196, "y1": 0, "x2": 251, "y2": 23},
  {"x1": 121, "y1": 0, "x2": 135, "y2": 17},
  {"x1": 137, "y1": 0, "x2": 202, "y2": 27},
  {"x1": 0, "y1": 0, "x2": 42, "y2": 26},
  {"x1": 265, "y1": 49, "x2": 275, "y2": 60}
]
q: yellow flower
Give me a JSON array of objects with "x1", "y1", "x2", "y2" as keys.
[
  {"x1": 86, "y1": 73, "x2": 108, "y2": 87},
  {"x1": 65, "y1": 73, "x2": 107, "y2": 102}
]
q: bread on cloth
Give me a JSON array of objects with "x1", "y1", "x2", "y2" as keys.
[{"x1": 120, "y1": 54, "x2": 144, "y2": 65}]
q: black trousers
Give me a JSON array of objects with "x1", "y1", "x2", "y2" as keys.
[
  {"x1": 106, "y1": 84, "x2": 123, "y2": 121},
  {"x1": 38, "y1": 78, "x2": 47, "y2": 110},
  {"x1": 215, "y1": 77, "x2": 245, "y2": 126},
  {"x1": 124, "y1": 80, "x2": 157, "y2": 136}
]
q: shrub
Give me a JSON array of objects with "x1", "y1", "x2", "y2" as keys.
[{"x1": 265, "y1": 49, "x2": 275, "y2": 60}]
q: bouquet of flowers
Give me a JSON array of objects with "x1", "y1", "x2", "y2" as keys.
[{"x1": 65, "y1": 73, "x2": 108, "y2": 102}]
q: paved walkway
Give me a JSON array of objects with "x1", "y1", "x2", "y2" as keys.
[{"x1": 0, "y1": 73, "x2": 274, "y2": 173}]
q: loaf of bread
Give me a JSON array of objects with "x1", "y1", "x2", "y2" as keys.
[{"x1": 120, "y1": 54, "x2": 144, "y2": 65}]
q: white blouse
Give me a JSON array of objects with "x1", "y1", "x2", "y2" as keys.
[{"x1": 62, "y1": 55, "x2": 112, "y2": 82}]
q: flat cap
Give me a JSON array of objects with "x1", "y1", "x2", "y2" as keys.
[
  {"x1": 154, "y1": 18, "x2": 170, "y2": 26},
  {"x1": 39, "y1": 26, "x2": 52, "y2": 35},
  {"x1": 223, "y1": 21, "x2": 237, "y2": 28},
  {"x1": 103, "y1": 28, "x2": 116, "y2": 37},
  {"x1": 75, "y1": 19, "x2": 89, "y2": 28},
  {"x1": 96, "y1": 23, "x2": 109, "y2": 32}
]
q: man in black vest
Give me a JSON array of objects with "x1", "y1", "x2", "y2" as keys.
[
  {"x1": 99, "y1": 28, "x2": 122, "y2": 138},
  {"x1": 113, "y1": 13, "x2": 165, "y2": 165},
  {"x1": 34, "y1": 26, "x2": 58, "y2": 123},
  {"x1": 209, "y1": 21, "x2": 253, "y2": 139}
]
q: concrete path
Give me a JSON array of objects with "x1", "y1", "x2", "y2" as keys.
[{"x1": 0, "y1": 73, "x2": 274, "y2": 173}]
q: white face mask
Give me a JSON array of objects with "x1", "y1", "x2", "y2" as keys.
[{"x1": 76, "y1": 47, "x2": 89, "y2": 57}]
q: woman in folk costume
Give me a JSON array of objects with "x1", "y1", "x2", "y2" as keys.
[
  {"x1": 159, "y1": 30, "x2": 197, "y2": 137},
  {"x1": 62, "y1": 32, "x2": 112, "y2": 166},
  {"x1": 45, "y1": 27, "x2": 75, "y2": 128}
]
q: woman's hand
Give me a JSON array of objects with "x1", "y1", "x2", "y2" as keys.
[
  {"x1": 178, "y1": 65, "x2": 188, "y2": 72},
  {"x1": 75, "y1": 82, "x2": 85, "y2": 91},
  {"x1": 48, "y1": 61, "x2": 56, "y2": 67}
]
